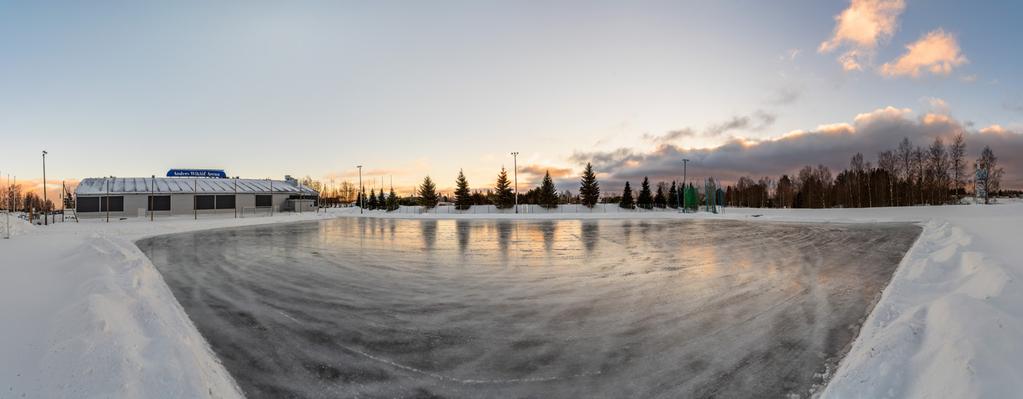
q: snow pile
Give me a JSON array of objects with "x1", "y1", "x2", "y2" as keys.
[
  {"x1": 0, "y1": 211, "x2": 344, "y2": 398},
  {"x1": 821, "y1": 212, "x2": 1023, "y2": 398}
]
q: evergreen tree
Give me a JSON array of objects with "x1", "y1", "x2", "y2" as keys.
[
  {"x1": 579, "y1": 162, "x2": 600, "y2": 207},
  {"x1": 494, "y1": 167, "x2": 515, "y2": 209},
  {"x1": 620, "y1": 181, "x2": 635, "y2": 209},
  {"x1": 454, "y1": 169, "x2": 472, "y2": 210},
  {"x1": 377, "y1": 189, "x2": 386, "y2": 209},
  {"x1": 538, "y1": 171, "x2": 558, "y2": 208},
  {"x1": 668, "y1": 181, "x2": 679, "y2": 209},
  {"x1": 367, "y1": 189, "x2": 379, "y2": 209},
  {"x1": 357, "y1": 189, "x2": 366, "y2": 209},
  {"x1": 654, "y1": 183, "x2": 667, "y2": 208},
  {"x1": 418, "y1": 176, "x2": 439, "y2": 208},
  {"x1": 387, "y1": 188, "x2": 398, "y2": 211},
  {"x1": 637, "y1": 176, "x2": 653, "y2": 209}
]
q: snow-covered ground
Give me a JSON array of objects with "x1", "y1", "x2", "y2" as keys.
[{"x1": 1, "y1": 203, "x2": 1020, "y2": 398}]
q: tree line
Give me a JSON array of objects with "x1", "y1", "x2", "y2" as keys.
[
  {"x1": 724, "y1": 134, "x2": 1006, "y2": 208},
  {"x1": 314, "y1": 134, "x2": 1012, "y2": 212}
]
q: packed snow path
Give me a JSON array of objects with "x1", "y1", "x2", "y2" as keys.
[{"x1": 139, "y1": 218, "x2": 918, "y2": 398}]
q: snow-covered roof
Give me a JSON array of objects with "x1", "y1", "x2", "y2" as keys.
[{"x1": 75, "y1": 177, "x2": 318, "y2": 196}]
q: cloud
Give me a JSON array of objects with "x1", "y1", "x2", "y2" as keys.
[
  {"x1": 519, "y1": 164, "x2": 573, "y2": 179},
  {"x1": 922, "y1": 97, "x2": 950, "y2": 114},
  {"x1": 643, "y1": 128, "x2": 697, "y2": 144},
  {"x1": 570, "y1": 106, "x2": 1023, "y2": 189},
  {"x1": 768, "y1": 87, "x2": 802, "y2": 105},
  {"x1": 819, "y1": 0, "x2": 906, "y2": 70},
  {"x1": 705, "y1": 110, "x2": 777, "y2": 137},
  {"x1": 642, "y1": 111, "x2": 778, "y2": 144},
  {"x1": 880, "y1": 29, "x2": 967, "y2": 77},
  {"x1": 1004, "y1": 101, "x2": 1023, "y2": 114},
  {"x1": 779, "y1": 48, "x2": 801, "y2": 61}
]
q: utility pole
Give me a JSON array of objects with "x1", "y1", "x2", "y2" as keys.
[
  {"x1": 105, "y1": 177, "x2": 110, "y2": 223},
  {"x1": 42, "y1": 150, "x2": 48, "y2": 225},
  {"x1": 4, "y1": 174, "x2": 9, "y2": 239},
  {"x1": 511, "y1": 152, "x2": 519, "y2": 213},
  {"x1": 357, "y1": 165, "x2": 363, "y2": 214},
  {"x1": 681, "y1": 158, "x2": 690, "y2": 213}
]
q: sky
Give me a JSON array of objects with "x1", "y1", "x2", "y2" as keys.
[{"x1": 2, "y1": 0, "x2": 1022, "y2": 197}]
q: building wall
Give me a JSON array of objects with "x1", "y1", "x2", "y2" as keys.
[{"x1": 77, "y1": 193, "x2": 306, "y2": 218}]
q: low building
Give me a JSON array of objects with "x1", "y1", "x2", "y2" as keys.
[{"x1": 74, "y1": 174, "x2": 319, "y2": 218}]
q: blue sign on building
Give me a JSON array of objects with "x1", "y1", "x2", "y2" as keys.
[{"x1": 166, "y1": 169, "x2": 228, "y2": 178}]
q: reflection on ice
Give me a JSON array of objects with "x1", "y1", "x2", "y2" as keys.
[{"x1": 138, "y1": 218, "x2": 920, "y2": 399}]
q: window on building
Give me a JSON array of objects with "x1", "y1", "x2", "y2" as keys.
[
  {"x1": 255, "y1": 195, "x2": 272, "y2": 207},
  {"x1": 215, "y1": 195, "x2": 236, "y2": 209},
  {"x1": 195, "y1": 195, "x2": 215, "y2": 210},
  {"x1": 77, "y1": 197, "x2": 100, "y2": 212},
  {"x1": 99, "y1": 196, "x2": 124, "y2": 212},
  {"x1": 148, "y1": 195, "x2": 171, "y2": 211}
]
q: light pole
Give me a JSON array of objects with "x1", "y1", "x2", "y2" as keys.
[
  {"x1": 511, "y1": 152, "x2": 519, "y2": 213},
  {"x1": 681, "y1": 158, "x2": 689, "y2": 213},
  {"x1": 357, "y1": 165, "x2": 363, "y2": 214},
  {"x1": 42, "y1": 150, "x2": 48, "y2": 225}
]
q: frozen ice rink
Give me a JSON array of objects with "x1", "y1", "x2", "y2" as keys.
[{"x1": 138, "y1": 218, "x2": 920, "y2": 398}]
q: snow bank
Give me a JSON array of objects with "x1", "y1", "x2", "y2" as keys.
[{"x1": 0, "y1": 211, "x2": 341, "y2": 398}]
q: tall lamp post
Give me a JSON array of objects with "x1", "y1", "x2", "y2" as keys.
[
  {"x1": 681, "y1": 158, "x2": 689, "y2": 213},
  {"x1": 357, "y1": 165, "x2": 363, "y2": 214},
  {"x1": 511, "y1": 152, "x2": 519, "y2": 213},
  {"x1": 41, "y1": 150, "x2": 48, "y2": 225}
]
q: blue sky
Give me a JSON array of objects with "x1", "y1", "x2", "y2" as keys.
[{"x1": 2, "y1": 0, "x2": 1022, "y2": 194}]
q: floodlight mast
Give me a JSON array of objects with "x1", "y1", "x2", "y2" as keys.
[{"x1": 511, "y1": 152, "x2": 519, "y2": 213}]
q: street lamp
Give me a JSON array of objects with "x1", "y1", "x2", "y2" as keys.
[
  {"x1": 357, "y1": 165, "x2": 363, "y2": 214},
  {"x1": 41, "y1": 150, "x2": 48, "y2": 225},
  {"x1": 511, "y1": 152, "x2": 519, "y2": 213}
]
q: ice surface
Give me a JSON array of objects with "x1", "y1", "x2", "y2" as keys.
[{"x1": 138, "y1": 218, "x2": 920, "y2": 398}]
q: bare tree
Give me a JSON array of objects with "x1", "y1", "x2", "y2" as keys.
[
  {"x1": 948, "y1": 132, "x2": 966, "y2": 203},
  {"x1": 927, "y1": 137, "x2": 948, "y2": 205},
  {"x1": 877, "y1": 150, "x2": 897, "y2": 206}
]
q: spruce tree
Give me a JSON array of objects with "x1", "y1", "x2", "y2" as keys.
[
  {"x1": 668, "y1": 181, "x2": 679, "y2": 209},
  {"x1": 579, "y1": 162, "x2": 600, "y2": 208},
  {"x1": 538, "y1": 171, "x2": 558, "y2": 209},
  {"x1": 387, "y1": 188, "x2": 398, "y2": 211},
  {"x1": 637, "y1": 176, "x2": 653, "y2": 209},
  {"x1": 418, "y1": 176, "x2": 439, "y2": 208},
  {"x1": 377, "y1": 189, "x2": 386, "y2": 209},
  {"x1": 367, "y1": 189, "x2": 379, "y2": 209},
  {"x1": 654, "y1": 183, "x2": 667, "y2": 208},
  {"x1": 357, "y1": 189, "x2": 366, "y2": 209},
  {"x1": 454, "y1": 169, "x2": 472, "y2": 210},
  {"x1": 620, "y1": 181, "x2": 635, "y2": 209},
  {"x1": 495, "y1": 167, "x2": 515, "y2": 209}
]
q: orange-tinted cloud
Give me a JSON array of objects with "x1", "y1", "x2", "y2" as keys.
[
  {"x1": 880, "y1": 29, "x2": 967, "y2": 77},
  {"x1": 819, "y1": 0, "x2": 906, "y2": 71},
  {"x1": 518, "y1": 164, "x2": 574, "y2": 179}
]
